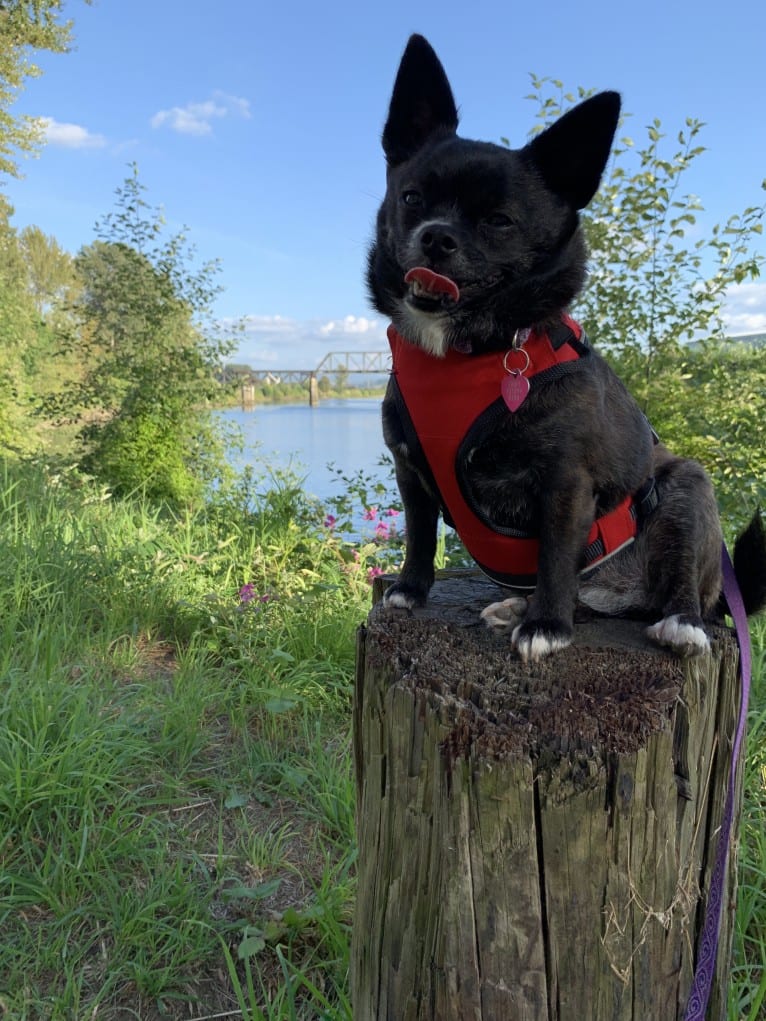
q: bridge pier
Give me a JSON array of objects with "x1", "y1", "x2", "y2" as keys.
[{"x1": 309, "y1": 374, "x2": 319, "y2": 406}]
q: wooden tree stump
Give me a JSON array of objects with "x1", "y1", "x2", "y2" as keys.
[{"x1": 351, "y1": 572, "x2": 744, "y2": 1021}]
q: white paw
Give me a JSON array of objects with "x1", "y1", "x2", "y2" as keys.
[
  {"x1": 646, "y1": 615, "x2": 710, "y2": 657},
  {"x1": 480, "y1": 596, "x2": 528, "y2": 629},
  {"x1": 512, "y1": 625, "x2": 572, "y2": 663},
  {"x1": 383, "y1": 589, "x2": 417, "y2": 610}
]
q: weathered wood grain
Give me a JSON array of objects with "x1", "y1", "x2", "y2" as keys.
[{"x1": 351, "y1": 572, "x2": 743, "y2": 1021}]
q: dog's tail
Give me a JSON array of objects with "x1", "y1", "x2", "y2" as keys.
[{"x1": 732, "y1": 510, "x2": 766, "y2": 616}]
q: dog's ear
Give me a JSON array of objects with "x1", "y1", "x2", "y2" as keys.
[
  {"x1": 525, "y1": 92, "x2": 621, "y2": 209},
  {"x1": 382, "y1": 34, "x2": 459, "y2": 167}
]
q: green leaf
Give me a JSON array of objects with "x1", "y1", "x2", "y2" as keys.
[
  {"x1": 265, "y1": 696, "x2": 298, "y2": 714},
  {"x1": 224, "y1": 791, "x2": 249, "y2": 809},
  {"x1": 224, "y1": 878, "x2": 282, "y2": 902},
  {"x1": 238, "y1": 931, "x2": 266, "y2": 959}
]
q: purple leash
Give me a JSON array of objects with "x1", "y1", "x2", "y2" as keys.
[{"x1": 684, "y1": 544, "x2": 752, "y2": 1020}]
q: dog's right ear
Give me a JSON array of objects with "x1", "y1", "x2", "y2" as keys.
[{"x1": 382, "y1": 34, "x2": 459, "y2": 167}]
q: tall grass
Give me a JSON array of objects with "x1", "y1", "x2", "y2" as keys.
[
  {"x1": 0, "y1": 458, "x2": 763, "y2": 1019},
  {"x1": 729, "y1": 614, "x2": 766, "y2": 1021},
  {"x1": 0, "y1": 458, "x2": 371, "y2": 1019}
]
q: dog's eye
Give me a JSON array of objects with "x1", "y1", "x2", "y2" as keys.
[
  {"x1": 484, "y1": 212, "x2": 514, "y2": 228},
  {"x1": 401, "y1": 190, "x2": 423, "y2": 207}
]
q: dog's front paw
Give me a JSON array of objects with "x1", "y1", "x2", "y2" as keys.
[
  {"x1": 646, "y1": 615, "x2": 710, "y2": 657},
  {"x1": 480, "y1": 596, "x2": 528, "y2": 630},
  {"x1": 512, "y1": 619, "x2": 573, "y2": 662},
  {"x1": 382, "y1": 581, "x2": 427, "y2": 610}
]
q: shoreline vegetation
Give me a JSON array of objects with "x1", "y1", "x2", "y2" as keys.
[
  {"x1": 217, "y1": 381, "x2": 387, "y2": 408},
  {"x1": 1, "y1": 455, "x2": 764, "y2": 1019}
]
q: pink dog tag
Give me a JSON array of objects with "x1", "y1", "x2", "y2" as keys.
[{"x1": 501, "y1": 371, "x2": 530, "y2": 412}]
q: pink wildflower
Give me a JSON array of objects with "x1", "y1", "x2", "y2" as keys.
[
  {"x1": 375, "y1": 521, "x2": 390, "y2": 540},
  {"x1": 363, "y1": 506, "x2": 378, "y2": 521},
  {"x1": 367, "y1": 566, "x2": 384, "y2": 584},
  {"x1": 239, "y1": 583, "x2": 256, "y2": 604},
  {"x1": 324, "y1": 514, "x2": 337, "y2": 529}
]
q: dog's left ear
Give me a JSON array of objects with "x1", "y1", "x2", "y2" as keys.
[
  {"x1": 382, "y1": 34, "x2": 459, "y2": 167},
  {"x1": 524, "y1": 91, "x2": 621, "y2": 209}
]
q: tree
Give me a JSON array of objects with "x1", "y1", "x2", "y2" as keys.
[
  {"x1": 53, "y1": 166, "x2": 237, "y2": 504},
  {"x1": 524, "y1": 78, "x2": 766, "y2": 520},
  {"x1": 0, "y1": 1, "x2": 89, "y2": 179},
  {"x1": 0, "y1": 2, "x2": 92, "y2": 453},
  {"x1": 0, "y1": 195, "x2": 36, "y2": 447},
  {"x1": 19, "y1": 224, "x2": 76, "y2": 316}
]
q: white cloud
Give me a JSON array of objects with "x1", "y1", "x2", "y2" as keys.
[
  {"x1": 40, "y1": 117, "x2": 106, "y2": 149},
  {"x1": 232, "y1": 314, "x2": 389, "y2": 369},
  {"x1": 320, "y1": 315, "x2": 379, "y2": 336},
  {"x1": 722, "y1": 282, "x2": 766, "y2": 335},
  {"x1": 151, "y1": 91, "x2": 251, "y2": 136}
]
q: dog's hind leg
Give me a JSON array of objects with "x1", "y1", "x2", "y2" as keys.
[
  {"x1": 642, "y1": 455, "x2": 722, "y2": 657},
  {"x1": 481, "y1": 595, "x2": 529, "y2": 630},
  {"x1": 646, "y1": 614, "x2": 711, "y2": 656},
  {"x1": 643, "y1": 530, "x2": 711, "y2": 654}
]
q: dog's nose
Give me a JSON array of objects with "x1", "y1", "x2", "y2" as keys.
[{"x1": 419, "y1": 223, "x2": 458, "y2": 258}]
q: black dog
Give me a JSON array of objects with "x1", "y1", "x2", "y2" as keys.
[{"x1": 368, "y1": 34, "x2": 766, "y2": 661}]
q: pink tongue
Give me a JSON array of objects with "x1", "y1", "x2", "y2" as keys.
[{"x1": 404, "y1": 267, "x2": 460, "y2": 302}]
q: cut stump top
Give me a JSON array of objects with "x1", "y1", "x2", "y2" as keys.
[{"x1": 365, "y1": 571, "x2": 733, "y2": 768}]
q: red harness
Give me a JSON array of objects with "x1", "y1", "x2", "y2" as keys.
[{"x1": 388, "y1": 317, "x2": 646, "y2": 589}]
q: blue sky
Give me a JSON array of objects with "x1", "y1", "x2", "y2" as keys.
[{"x1": 4, "y1": 0, "x2": 765, "y2": 368}]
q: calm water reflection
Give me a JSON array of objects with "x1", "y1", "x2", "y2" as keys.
[{"x1": 218, "y1": 397, "x2": 392, "y2": 506}]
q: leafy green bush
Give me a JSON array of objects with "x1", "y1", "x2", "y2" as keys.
[
  {"x1": 48, "y1": 167, "x2": 237, "y2": 505},
  {"x1": 525, "y1": 78, "x2": 766, "y2": 522}
]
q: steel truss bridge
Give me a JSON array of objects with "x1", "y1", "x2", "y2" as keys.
[{"x1": 242, "y1": 350, "x2": 391, "y2": 386}]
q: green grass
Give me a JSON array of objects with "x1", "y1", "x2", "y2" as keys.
[
  {"x1": 0, "y1": 457, "x2": 763, "y2": 1019},
  {"x1": 729, "y1": 614, "x2": 766, "y2": 1021},
  {"x1": 0, "y1": 457, "x2": 370, "y2": 1019}
]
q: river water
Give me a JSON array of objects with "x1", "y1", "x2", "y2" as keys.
[{"x1": 218, "y1": 397, "x2": 394, "y2": 508}]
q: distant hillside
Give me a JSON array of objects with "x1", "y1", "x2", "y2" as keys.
[{"x1": 728, "y1": 330, "x2": 766, "y2": 346}]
